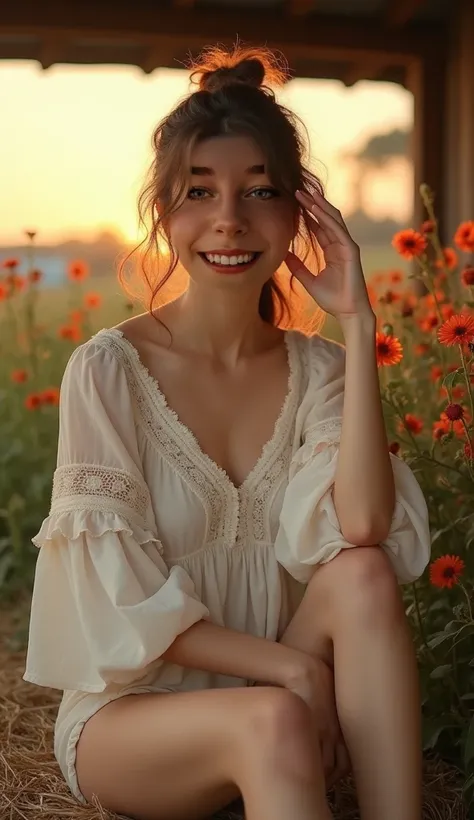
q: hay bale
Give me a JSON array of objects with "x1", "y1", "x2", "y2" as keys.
[{"x1": 0, "y1": 604, "x2": 468, "y2": 820}]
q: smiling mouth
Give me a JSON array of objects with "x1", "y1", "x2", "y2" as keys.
[{"x1": 199, "y1": 251, "x2": 262, "y2": 267}]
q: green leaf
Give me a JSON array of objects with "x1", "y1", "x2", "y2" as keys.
[
  {"x1": 442, "y1": 369, "x2": 464, "y2": 392},
  {"x1": 422, "y1": 717, "x2": 458, "y2": 750},
  {"x1": 430, "y1": 664, "x2": 453, "y2": 679}
]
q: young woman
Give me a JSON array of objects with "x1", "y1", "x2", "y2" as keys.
[{"x1": 24, "y1": 45, "x2": 431, "y2": 820}]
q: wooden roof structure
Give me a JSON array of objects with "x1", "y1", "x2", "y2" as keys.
[
  {"x1": 0, "y1": 0, "x2": 451, "y2": 86},
  {"x1": 1, "y1": 0, "x2": 472, "y2": 238}
]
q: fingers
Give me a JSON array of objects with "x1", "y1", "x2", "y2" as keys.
[{"x1": 296, "y1": 189, "x2": 352, "y2": 246}]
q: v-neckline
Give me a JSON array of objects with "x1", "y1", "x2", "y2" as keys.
[{"x1": 105, "y1": 327, "x2": 299, "y2": 494}]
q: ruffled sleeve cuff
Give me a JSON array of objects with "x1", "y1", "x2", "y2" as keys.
[
  {"x1": 274, "y1": 443, "x2": 431, "y2": 585},
  {"x1": 23, "y1": 509, "x2": 210, "y2": 693}
]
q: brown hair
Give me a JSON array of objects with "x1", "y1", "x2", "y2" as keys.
[{"x1": 118, "y1": 43, "x2": 326, "y2": 337}]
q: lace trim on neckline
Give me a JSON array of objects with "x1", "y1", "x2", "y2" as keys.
[
  {"x1": 91, "y1": 327, "x2": 303, "y2": 546},
  {"x1": 98, "y1": 327, "x2": 300, "y2": 493}
]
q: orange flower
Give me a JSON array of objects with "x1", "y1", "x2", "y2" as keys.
[
  {"x1": 430, "y1": 365, "x2": 443, "y2": 382},
  {"x1": 379, "y1": 289, "x2": 401, "y2": 305},
  {"x1": 435, "y1": 247, "x2": 458, "y2": 270},
  {"x1": 0, "y1": 282, "x2": 8, "y2": 301},
  {"x1": 389, "y1": 270, "x2": 403, "y2": 284},
  {"x1": 67, "y1": 260, "x2": 89, "y2": 282},
  {"x1": 461, "y1": 266, "x2": 474, "y2": 287},
  {"x1": 441, "y1": 303, "x2": 455, "y2": 321},
  {"x1": 25, "y1": 393, "x2": 42, "y2": 411},
  {"x1": 418, "y1": 313, "x2": 439, "y2": 332},
  {"x1": 440, "y1": 384, "x2": 465, "y2": 401},
  {"x1": 424, "y1": 290, "x2": 445, "y2": 308},
  {"x1": 69, "y1": 309, "x2": 85, "y2": 324},
  {"x1": 58, "y1": 324, "x2": 82, "y2": 342},
  {"x1": 39, "y1": 387, "x2": 60, "y2": 405},
  {"x1": 421, "y1": 220, "x2": 436, "y2": 235},
  {"x1": 392, "y1": 229, "x2": 427, "y2": 260},
  {"x1": 12, "y1": 274, "x2": 26, "y2": 292},
  {"x1": 28, "y1": 269, "x2": 43, "y2": 283},
  {"x1": 375, "y1": 332, "x2": 403, "y2": 367},
  {"x1": 2, "y1": 258, "x2": 20, "y2": 270},
  {"x1": 429, "y1": 555, "x2": 465, "y2": 589},
  {"x1": 11, "y1": 369, "x2": 28, "y2": 384},
  {"x1": 414, "y1": 343, "x2": 430, "y2": 355},
  {"x1": 437, "y1": 313, "x2": 474, "y2": 346},
  {"x1": 84, "y1": 291, "x2": 102, "y2": 309},
  {"x1": 432, "y1": 419, "x2": 449, "y2": 440},
  {"x1": 399, "y1": 414, "x2": 423, "y2": 435},
  {"x1": 454, "y1": 220, "x2": 474, "y2": 252}
]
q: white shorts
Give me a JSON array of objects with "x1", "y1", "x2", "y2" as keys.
[{"x1": 54, "y1": 685, "x2": 172, "y2": 804}]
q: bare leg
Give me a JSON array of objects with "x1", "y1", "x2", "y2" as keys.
[
  {"x1": 279, "y1": 546, "x2": 422, "y2": 820},
  {"x1": 76, "y1": 685, "x2": 333, "y2": 820}
]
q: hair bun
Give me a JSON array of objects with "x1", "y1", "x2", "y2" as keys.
[
  {"x1": 200, "y1": 58, "x2": 265, "y2": 93},
  {"x1": 190, "y1": 45, "x2": 288, "y2": 94}
]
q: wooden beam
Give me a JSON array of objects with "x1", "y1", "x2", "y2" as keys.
[
  {"x1": 0, "y1": 3, "x2": 446, "y2": 64},
  {"x1": 343, "y1": 61, "x2": 384, "y2": 86},
  {"x1": 39, "y1": 33, "x2": 67, "y2": 69},
  {"x1": 386, "y1": 0, "x2": 428, "y2": 28},
  {"x1": 287, "y1": 0, "x2": 317, "y2": 15}
]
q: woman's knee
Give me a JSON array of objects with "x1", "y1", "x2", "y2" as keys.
[
  {"x1": 241, "y1": 688, "x2": 318, "y2": 778},
  {"x1": 310, "y1": 546, "x2": 403, "y2": 623}
]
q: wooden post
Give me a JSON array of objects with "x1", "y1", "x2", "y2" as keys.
[{"x1": 407, "y1": 49, "x2": 448, "y2": 243}]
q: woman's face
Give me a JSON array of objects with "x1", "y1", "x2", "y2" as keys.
[{"x1": 167, "y1": 135, "x2": 296, "y2": 286}]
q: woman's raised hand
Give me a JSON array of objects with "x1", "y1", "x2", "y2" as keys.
[{"x1": 286, "y1": 188, "x2": 374, "y2": 323}]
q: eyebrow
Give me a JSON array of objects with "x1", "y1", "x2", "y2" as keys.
[{"x1": 190, "y1": 164, "x2": 266, "y2": 176}]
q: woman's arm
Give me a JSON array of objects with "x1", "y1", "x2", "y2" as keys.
[
  {"x1": 333, "y1": 314, "x2": 396, "y2": 546},
  {"x1": 163, "y1": 620, "x2": 314, "y2": 688}
]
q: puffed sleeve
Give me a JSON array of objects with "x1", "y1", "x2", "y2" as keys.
[
  {"x1": 23, "y1": 340, "x2": 210, "y2": 693},
  {"x1": 274, "y1": 335, "x2": 431, "y2": 585}
]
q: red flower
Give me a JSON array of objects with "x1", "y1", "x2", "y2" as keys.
[
  {"x1": 39, "y1": 387, "x2": 60, "y2": 405},
  {"x1": 67, "y1": 260, "x2": 89, "y2": 282},
  {"x1": 430, "y1": 365, "x2": 443, "y2": 382},
  {"x1": 399, "y1": 414, "x2": 423, "y2": 435},
  {"x1": 84, "y1": 291, "x2": 102, "y2": 309},
  {"x1": 2, "y1": 258, "x2": 20, "y2": 270},
  {"x1": 435, "y1": 247, "x2": 458, "y2": 270},
  {"x1": 0, "y1": 282, "x2": 7, "y2": 301},
  {"x1": 11, "y1": 369, "x2": 28, "y2": 384},
  {"x1": 392, "y1": 229, "x2": 427, "y2": 260},
  {"x1": 432, "y1": 419, "x2": 449, "y2": 440},
  {"x1": 389, "y1": 270, "x2": 403, "y2": 284},
  {"x1": 388, "y1": 441, "x2": 400, "y2": 455},
  {"x1": 429, "y1": 555, "x2": 465, "y2": 589},
  {"x1": 441, "y1": 303, "x2": 456, "y2": 321},
  {"x1": 421, "y1": 220, "x2": 436, "y2": 235},
  {"x1": 25, "y1": 393, "x2": 42, "y2": 411},
  {"x1": 461, "y1": 266, "x2": 474, "y2": 287},
  {"x1": 454, "y1": 221, "x2": 474, "y2": 252},
  {"x1": 419, "y1": 313, "x2": 439, "y2": 332},
  {"x1": 414, "y1": 343, "x2": 430, "y2": 355},
  {"x1": 437, "y1": 313, "x2": 474, "y2": 346},
  {"x1": 375, "y1": 332, "x2": 403, "y2": 367},
  {"x1": 28, "y1": 269, "x2": 43, "y2": 283},
  {"x1": 58, "y1": 324, "x2": 82, "y2": 342},
  {"x1": 444, "y1": 403, "x2": 464, "y2": 421}
]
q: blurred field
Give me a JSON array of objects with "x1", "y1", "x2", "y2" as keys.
[{"x1": 17, "y1": 242, "x2": 406, "y2": 344}]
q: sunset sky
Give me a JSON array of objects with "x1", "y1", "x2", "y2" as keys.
[{"x1": 0, "y1": 60, "x2": 413, "y2": 246}]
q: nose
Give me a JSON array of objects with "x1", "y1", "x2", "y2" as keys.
[{"x1": 212, "y1": 196, "x2": 248, "y2": 237}]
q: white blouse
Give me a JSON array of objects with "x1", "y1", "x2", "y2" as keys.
[{"x1": 24, "y1": 327, "x2": 431, "y2": 698}]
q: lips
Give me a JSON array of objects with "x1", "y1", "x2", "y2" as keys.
[{"x1": 198, "y1": 250, "x2": 262, "y2": 274}]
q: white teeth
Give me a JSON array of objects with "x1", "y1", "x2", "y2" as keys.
[{"x1": 204, "y1": 252, "x2": 257, "y2": 266}]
